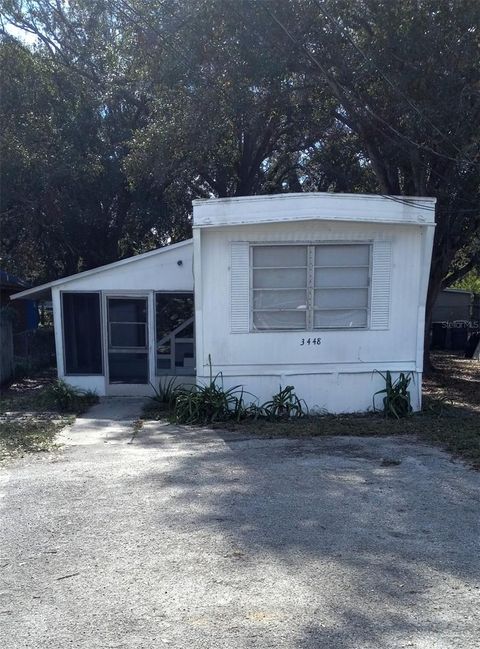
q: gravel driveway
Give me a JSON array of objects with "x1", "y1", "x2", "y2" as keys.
[{"x1": 1, "y1": 399, "x2": 479, "y2": 648}]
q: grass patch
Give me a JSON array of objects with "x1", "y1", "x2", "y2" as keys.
[
  {"x1": 143, "y1": 352, "x2": 480, "y2": 468},
  {"x1": 0, "y1": 374, "x2": 98, "y2": 461},
  {"x1": 0, "y1": 416, "x2": 74, "y2": 460},
  {"x1": 212, "y1": 407, "x2": 480, "y2": 468},
  {"x1": 37, "y1": 380, "x2": 99, "y2": 414}
]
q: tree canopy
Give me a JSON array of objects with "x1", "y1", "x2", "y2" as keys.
[{"x1": 1, "y1": 1, "x2": 479, "y2": 328}]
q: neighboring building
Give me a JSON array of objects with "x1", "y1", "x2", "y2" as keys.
[
  {"x1": 0, "y1": 270, "x2": 38, "y2": 331},
  {"x1": 1, "y1": 270, "x2": 40, "y2": 385},
  {"x1": 431, "y1": 288, "x2": 479, "y2": 351},
  {"x1": 12, "y1": 192, "x2": 436, "y2": 412}
]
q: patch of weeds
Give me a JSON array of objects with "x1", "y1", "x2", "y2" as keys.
[
  {"x1": 0, "y1": 416, "x2": 73, "y2": 460},
  {"x1": 37, "y1": 380, "x2": 98, "y2": 414},
  {"x1": 145, "y1": 377, "x2": 185, "y2": 418},
  {"x1": 173, "y1": 377, "x2": 250, "y2": 425},
  {"x1": 222, "y1": 408, "x2": 480, "y2": 468},
  {"x1": 417, "y1": 417, "x2": 480, "y2": 468},
  {"x1": 129, "y1": 418, "x2": 144, "y2": 444},
  {"x1": 0, "y1": 377, "x2": 97, "y2": 461},
  {"x1": 260, "y1": 385, "x2": 308, "y2": 419},
  {"x1": 373, "y1": 371, "x2": 413, "y2": 419}
]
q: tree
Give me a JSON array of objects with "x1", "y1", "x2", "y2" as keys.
[
  {"x1": 259, "y1": 0, "x2": 480, "y2": 368},
  {"x1": 0, "y1": 2, "x2": 190, "y2": 283},
  {"x1": 1, "y1": 0, "x2": 478, "y2": 371}
]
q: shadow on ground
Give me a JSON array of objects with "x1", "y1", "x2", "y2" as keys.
[{"x1": 127, "y1": 419, "x2": 479, "y2": 647}]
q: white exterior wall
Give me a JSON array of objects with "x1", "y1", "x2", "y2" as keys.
[
  {"x1": 52, "y1": 242, "x2": 194, "y2": 396},
  {"x1": 24, "y1": 191, "x2": 435, "y2": 408},
  {"x1": 194, "y1": 195, "x2": 435, "y2": 414}
]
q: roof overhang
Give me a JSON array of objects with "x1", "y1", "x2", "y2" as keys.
[
  {"x1": 10, "y1": 238, "x2": 193, "y2": 301},
  {"x1": 192, "y1": 192, "x2": 436, "y2": 229}
]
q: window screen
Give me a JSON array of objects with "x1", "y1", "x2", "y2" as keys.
[
  {"x1": 156, "y1": 293, "x2": 195, "y2": 374},
  {"x1": 63, "y1": 292, "x2": 102, "y2": 374},
  {"x1": 108, "y1": 298, "x2": 147, "y2": 349},
  {"x1": 251, "y1": 244, "x2": 370, "y2": 331},
  {"x1": 314, "y1": 244, "x2": 370, "y2": 329},
  {"x1": 252, "y1": 246, "x2": 308, "y2": 331}
]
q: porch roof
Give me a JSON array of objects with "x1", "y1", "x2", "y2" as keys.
[{"x1": 10, "y1": 239, "x2": 193, "y2": 301}]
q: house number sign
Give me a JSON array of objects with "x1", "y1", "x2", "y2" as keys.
[{"x1": 300, "y1": 337, "x2": 322, "y2": 346}]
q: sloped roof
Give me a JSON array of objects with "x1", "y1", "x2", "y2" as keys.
[
  {"x1": 193, "y1": 191, "x2": 436, "y2": 228},
  {"x1": 11, "y1": 239, "x2": 193, "y2": 301}
]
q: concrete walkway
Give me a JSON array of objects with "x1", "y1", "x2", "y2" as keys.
[{"x1": 0, "y1": 399, "x2": 479, "y2": 648}]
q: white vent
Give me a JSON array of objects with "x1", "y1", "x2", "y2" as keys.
[
  {"x1": 230, "y1": 242, "x2": 250, "y2": 333},
  {"x1": 370, "y1": 241, "x2": 392, "y2": 329}
]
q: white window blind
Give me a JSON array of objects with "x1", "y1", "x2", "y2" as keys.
[
  {"x1": 250, "y1": 243, "x2": 372, "y2": 331},
  {"x1": 314, "y1": 244, "x2": 370, "y2": 329},
  {"x1": 252, "y1": 245, "x2": 308, "y2": 330}
]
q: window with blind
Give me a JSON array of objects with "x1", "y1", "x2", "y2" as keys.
[{"x1": 251, "y1": 244, "x2": 371, "y2": 331}]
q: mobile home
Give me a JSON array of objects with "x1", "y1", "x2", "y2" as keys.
[{"x1": 12, "y1": 192, "x2": 435, "y2": 412}]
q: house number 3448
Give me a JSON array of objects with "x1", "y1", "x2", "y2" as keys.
[{"x1": 300, "y1": 337, "x2": 322, "y2": 346}]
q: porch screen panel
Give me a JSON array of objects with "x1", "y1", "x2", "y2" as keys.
[
  {"x1": 63, "y1": 292, "x2": 102, "y2": 374},
  {"x1": 156, "y1": 293, "x2": 195, "y2": 374}
]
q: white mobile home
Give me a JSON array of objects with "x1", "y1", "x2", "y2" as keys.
[{"x1": 12, "y1": 192, "x2": 435, "y2": 412}]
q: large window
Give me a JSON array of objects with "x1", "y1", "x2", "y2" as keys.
[
  {"x1": 62, "y1": 292, "x2": 103, "y2": 374},
  {"x1": 251, "y1": 244, "x2": 370, "y2": 331}
]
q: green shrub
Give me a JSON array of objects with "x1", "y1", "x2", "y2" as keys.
[
  {"x1": 170, "y1": 355, "x2": 251, "y2": 424},
  {"x1": 145, "y1": 357, "x2": 310, "y2": 426},
  {"x1": 373, "y1": 371, "x2": 413, "y2": 419},
  {"x1": 39, "y1": 380, "x2": 98, "y2": 414},
  {"x1": 260, "y1": 385, "x2": 308, "y2": 419},
  {"x1": 173, "y1": 377, "x2": 249, "y2": 424},
  {"x1": 150, "y1": 377, "x2": 185, "y2": 411}
]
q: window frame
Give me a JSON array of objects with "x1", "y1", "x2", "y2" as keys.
[
  {"x1": 61, "y1": 290, "x2": 104, "y2": 376},
  {"x1": 249, "y1": 242, "x2": 372, "y2": 332},
  {"x1": 107, "y1": 296, "x2": 149, "y2": 351},
  {"x1": 154, "y1": 290, "x2": 195, "y2": 376}
]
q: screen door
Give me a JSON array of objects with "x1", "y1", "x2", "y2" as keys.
[{"x1": 107, "y1": 297, "x2": 148, "y2": 384}]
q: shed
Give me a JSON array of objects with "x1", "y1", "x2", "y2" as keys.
[
  {"x1": 0, "y1": 269, "x2": 38, "y2": 331},
  {"x1": 12, "y1": 192, "x2": 435, "y2": 411},
  {"x1": 431, "y1": 288, "x2": 475, "y2": 351}
]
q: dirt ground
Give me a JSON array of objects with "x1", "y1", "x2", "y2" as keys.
[
  {"x1": 1, "y1": 398, "x2": 479, "y2": 649},
  {"x1": 423, "y1": 351, "x2": 480, "y2": 413}
]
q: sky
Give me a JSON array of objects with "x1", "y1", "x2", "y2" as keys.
[{"x1": 5, "y1": 23, "x2": 38, "y2": 45}]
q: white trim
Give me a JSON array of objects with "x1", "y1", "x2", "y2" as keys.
[
  {"x1": 10, "y1": 239, "x2": 193, "y2": 300},
  {"x1": 249, "y1": 242, "x2": 372, "y2": 332},
  {"x1": 105, "y1": 293, "x2": 150, "y2": 387},
  {"x1": 370, "y1": 241, "x2": 392, "y2": 330},
  {"x1": 192, "y1": 191, "x2": 436, "y2": 206},
  {"x1": 193, "y1": 192, "x2": 436, "y2": 228},
  {"x1": 193, "y1": 229, "x2": 204, "y2": 374},
  {"x1": 61, "y1": 290, "x2": 104, "y2": 377},
  {"x1": 415, "y1": 226, "x2": 436, "y2": 377}
]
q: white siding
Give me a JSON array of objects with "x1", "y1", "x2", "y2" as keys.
[
  {"x1": 53, "y1": 242, "x2": 194, "y2": 396},
  {"x1": 195, "y1": 219, "x2": 429, "y2": 413}
]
